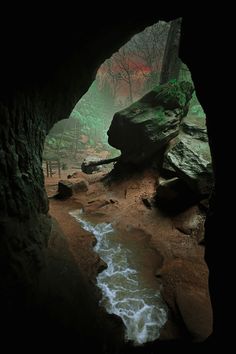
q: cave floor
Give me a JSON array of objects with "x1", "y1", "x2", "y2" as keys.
[{"x1": 44, "y1": 166, "x2": 212, "y2": 343}]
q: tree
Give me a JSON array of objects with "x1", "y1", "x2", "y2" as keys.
[
  {"x1": 98, "y1": 59, "x2": 121, "y2": 102},
  {"x1": 97, "y1": 21, "x2": 170, "y2": 104},
  {"x1": 112, "y1": 46, "x2": 136, "y2": 104},
  {"x1": 129, "y1": 21, "x2": 170, "y2": 91},
  {"x1": 160, "y1": 18, "x2": 182, "y2": 84}
]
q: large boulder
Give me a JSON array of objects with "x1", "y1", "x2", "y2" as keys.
[
  {"x1": 159, "y1": 258, "x2": 213, "y2": 342},
  {"x1": 164, "y1": 115, "x2": 213, "y2": 196},
  {"x1": 154, "y1": 177, "x2": 199, "y2": 213},
  {"x1": 164, "y1": 138, "x2": 213, "y2": 196},
  {"x1": 107, "y1": 81, "x2": 194, "y2": 164}
]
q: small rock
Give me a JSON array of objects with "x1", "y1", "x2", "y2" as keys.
[
  {"x1": 91, "y1": 236, "x2": 97, "y2": 247},
  {"x1": 172, "y1": 206, "x2": 206, "y2": 243},
  {"x1": 57, "y1": 180, "x2": 73, "y2": 198},
  {"x1": 97, "y1": 259, "x2": 107, "y2": 273},
  {"x1": 57, "y1": 179, "x2": 89, "y2": 198}
]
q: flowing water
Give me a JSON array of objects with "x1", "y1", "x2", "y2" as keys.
[{"x1": 69, "y1": 209, "x2": 168, "y2": 345}]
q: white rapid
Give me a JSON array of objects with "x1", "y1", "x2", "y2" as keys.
[{"x1": 69, "y1": 209, "x2": 168, "y2": 345}]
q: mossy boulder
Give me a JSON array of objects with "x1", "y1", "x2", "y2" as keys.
[{"x1": 107, "y1": 81, "x2": 194, "y2": 164}]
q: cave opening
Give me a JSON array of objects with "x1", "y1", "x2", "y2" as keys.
[
  {"x1": 0, "y1": 8, "x2": 229, "y2": 352},
  {"x1": 42, "y1": 18, "x2": 213, "y2": 348}
]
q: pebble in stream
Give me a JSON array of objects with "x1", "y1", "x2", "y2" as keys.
[{"x1": 69, "y1": 209, "x2": 168, "y2": 345}]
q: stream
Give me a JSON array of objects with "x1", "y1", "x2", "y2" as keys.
[{"x1": 69, "y1": 209, "x2": 168, "y2": 345}]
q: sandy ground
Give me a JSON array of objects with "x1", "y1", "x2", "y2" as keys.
[{"x1": 45, "y1": 165, "x2": 212, "y2": 342}]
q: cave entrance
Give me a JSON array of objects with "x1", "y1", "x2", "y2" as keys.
[{"x1": 43, "y1": 18, "x2": 213, "y2": 346}]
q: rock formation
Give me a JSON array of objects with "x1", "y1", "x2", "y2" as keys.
[{"x1": 108, "y1": 81, "x2": 194, "y2": 164}]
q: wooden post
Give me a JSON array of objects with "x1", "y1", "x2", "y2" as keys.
[
  {"x1": 49, "y1": 161, "x2": 52, "y2": 177},
  {"x1": 46, "y1": 161, "x2": 49, "y2": 177},
  {"x1": 58, "y1": 160, "x2": 61, "y2": 178}
]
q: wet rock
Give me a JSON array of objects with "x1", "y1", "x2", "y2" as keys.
[
  {"x1": 91, "y1": 236, "x2": 97, "y2": 247},
  {"x1": 159, "y1": 258, "x2": 212, "y2": 342},
  {"x1": 97, "y1": 259, "x2": 107, "y2": 273},
  {"x1": 176, "y1": 286, "x2": 213, "y2": 342},
  {"x1": 108, "y1": 81, "x2": 194, "y2": 164},
  {"x1": 154, "y1": 177, "x2": 199, "y2": 213},
  {"x1": 164, "y1": 116, "x2": 213, "y2": 196},
  {"x1": 181, "y1": 120, "x2": 208, "y2": 142}
]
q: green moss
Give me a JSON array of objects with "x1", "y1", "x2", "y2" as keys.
[
  {"x1": 155, "y1": 108, "x2": 166, "y2": 123},
  {"x1": 153, "y1": 81, "x2": 194, "y2": 110}
]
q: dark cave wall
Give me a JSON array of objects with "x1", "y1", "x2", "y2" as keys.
[
  {"x1": 179, "y1": 16, "x2": 227, "y2": 342},
  {"x1": 0, "y1": 11, "x2": 227, "y2": 348},
  {"x1": 1, "y1": 15, "x2": 179, "y2": 298},
  {"x1": 0, "y1": 94, "x2": 51, "y2": 309},
  {"x1": 0, "y1": 14, "x2": 181, "y2": 343}
]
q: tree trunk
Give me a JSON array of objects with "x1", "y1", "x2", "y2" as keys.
[
  {"x1": 128, "y1": 76, "x2": 133, "y2": 103},
  {"x1": 73, "y1": 119, "x2": 80, "y2": 159},
  {"x1": 81, "y1": 156, "x2": 120, "y2": 174},
  {"x1": 160, "y1": 18, "x2": 182, "y2": 84}
]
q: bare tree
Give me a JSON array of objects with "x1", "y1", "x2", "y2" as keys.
[{"x1": 112, "y1": 46, "x2": 136, "y2": 103}]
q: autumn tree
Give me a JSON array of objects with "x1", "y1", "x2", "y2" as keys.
[
  {"x1": 97, "y1": 21, "x2": 170, "y2": 104},
  {"x1": 129, "y1": 21, "x2": 170, "y2": 91}
]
